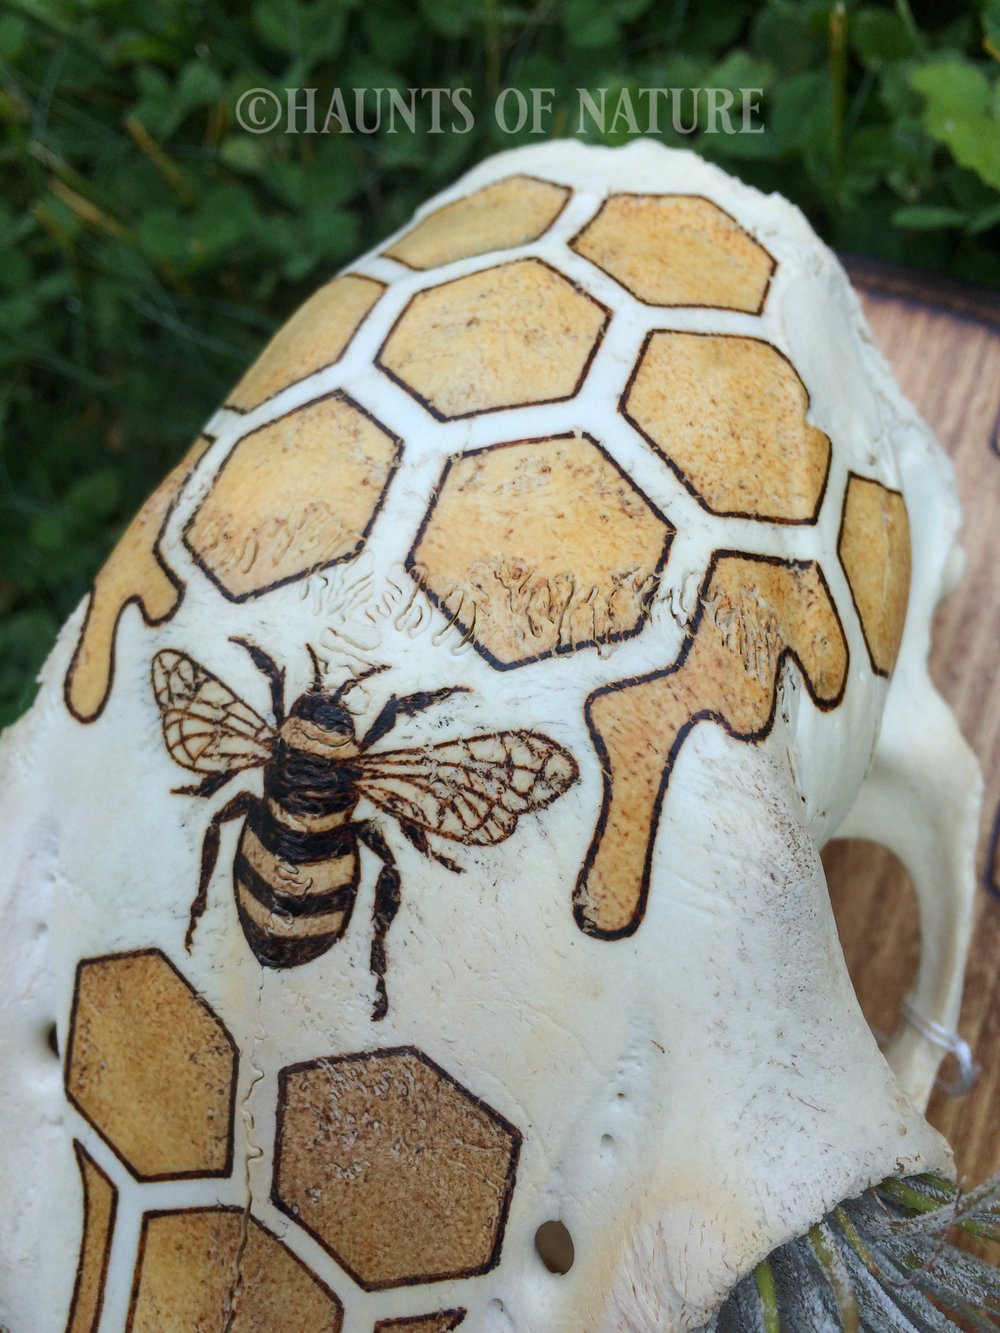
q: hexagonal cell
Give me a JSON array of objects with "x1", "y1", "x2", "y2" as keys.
[
  {"x1": 407, "y1": 433, "x2": 674, "y2": 670},
  {"x1": 375, "y1": 1312, "x2": 466, "y2": 1332},
  {"x1": 272, "y1": 1046, "x2": 522, "y2": 1291},
  {"x1": 570, "y1": 194, "x2": 774, "y2": 313},
  {"x1": 385, "y1": 175, "x2": 570, "y2": 270},
  {"x1": 129, "y1": 1208, "x2": 344, "y2": 1330},
  {"x1": 65, "y1": 949, "x2": 238, "y2": 1180},
  {"x1": 227, "y1": 274, "x2": 385, "y2": 411},
  {"x1": 184, "y1": 391, "x2": 402, "y2": 600},
  {"x1": 376, "y1": 259, "x2": 609, "y2": 420},
  {"x1": 65, "y1": 1143, "x2": 117, "y2": 1333},
  {"x1": 622, "y1": 332, "x2": 830, "y2": 523},
  {"x1": 838, "y1": 473, "x2": 911, "y2": 676},
  {"x1": 63, "y1": 434, "x2": 211, "y2": 724}
]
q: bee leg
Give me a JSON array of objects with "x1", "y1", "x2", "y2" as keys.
[
  {"x1": 360, "y1": 685, "x2": 471, "y2": 750},
  {"x1": 231, "y1": 636, "x2": 285, "y2": 724},
  {"x1": 358, "y1": 823, "x2": 402, "y2": 1021},
  {"x1": 172, "y1": 770, "x2": 237, "y2": 799},
  {"x1": 187, "y1": 791, "x2": 258, "y2": 951},
  {"x1": 398, "y1": 818, "x2": 462, "y2": 874}
]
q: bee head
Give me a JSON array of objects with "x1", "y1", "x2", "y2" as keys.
[{"x1": 288, "y1": 691, "x2": 356, "y2": 739}]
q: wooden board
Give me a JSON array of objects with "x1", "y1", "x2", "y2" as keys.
[{"x1": 824, "y1": 261, "x2": 1000, "y2": 1188}]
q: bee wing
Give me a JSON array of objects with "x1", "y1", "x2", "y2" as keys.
[
  {"x1": 353, "y1": 732, "x2": 578, "y2": 845},
  {"x1": 151, "y1": 649, "x2": 275, "y2": 775}
]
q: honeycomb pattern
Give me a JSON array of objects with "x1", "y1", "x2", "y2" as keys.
[
  {"x1": 65, "y1": 1143, "x2": 116, "y2": 1333},
  {"x1": 53, "y1": 161, "x2": 900, "y2": 1328},
  {"x1": 377, "y1": 259, "x2": 610, "y2": 420},
  {"x1": 570, "y1": 193, "x2": 774, "y2": 313},
  {"x1": 63, "y1": 434, "x2": 210, "y2": 723},
  {"x1": 575, "y1": 555, "x2": 848, "y2": 937},
  {"x1": 374, "y1": 1312, "x2": 466, "y2": 1332},
  {"x1": 272, "y1": 1046, "x2": 521, "y2": 1290},
  {"x1": 385, "y1": 175, "x2": 569, "y2": 269},
  {"x1": 184, "y1": 392, "x2": 402, "y2": 600},
  {"x1": 622, "y1": 333, "x2": 831, "y2": 523},
  {"x1": 128, "y1": 1208, "x2": 344, "y2": 1330},
  {"x1": 838, "y1": 473, "x2": 911, "y2": 676},
  {"x1": 227, "y1": 274, "x2": 385, "y2": 412},
  {"x1": 408, "y1": 434, "x2": 674, "y2": 669},
  {"x1": 64, "y1": 950, "x2": 238, "y2": 1180}
]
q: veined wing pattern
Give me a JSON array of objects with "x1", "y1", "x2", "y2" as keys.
[
  {"x1": 151, "y1": 649, "x2": 275, "y2": 774},
  {"x1": 353, "y1": 731, "x2": 578, "y2": 844}
]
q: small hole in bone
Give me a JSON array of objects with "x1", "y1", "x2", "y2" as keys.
[
  {"x1": 601, "y1": 1134, "x2": 614, "y2": 1147},
  {"x1": 44, "y1": 1023, "x2": 59, "y2": 1059},
  {"x1": 535, "y1": 1220, "x2": 575, "y2": 1274},
  {"x1": 823, "y1": 839, "x2": 919, "y2": 1041}
]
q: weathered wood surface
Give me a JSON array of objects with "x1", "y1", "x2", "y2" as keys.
[{"x1": 825, "y1": 264, "x2": 1000, "y2": 1187}]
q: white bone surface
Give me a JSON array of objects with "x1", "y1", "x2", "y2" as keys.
[{"x1": 0, "y1": 139, "x2": 980, "y2": 1333}]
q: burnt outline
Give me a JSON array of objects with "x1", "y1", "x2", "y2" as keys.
[
  {"x1": 568, "y1": 191, "x2": 776, "y2": 315},
  {"x1": 374, "y1": 257, "x2": 612, "y2": 422},
  {"x1": 620, "y1": 329, "x2": 832, "y2": 525},
  {"x1": 224, "y1": 271, "x2": 387, "y2": 415},
  {"x1": 63, "y1": 434, "x2": 215, "y2": 725},
  {"x1": 271, "y1": 1044, "x2": 523, "y2": 1292},
  {"x1": 183, "y1": 390, "x2": 403, "y2": 603},
  {"x1": 384, "y1": 172, "x2": 572, "y2": 272},
  {"x1": 985, "y1": 800, "x2": 1000, "y2": 901},
  {"x1": 155, "y1": 644, "x2": 577, "y2": 1010},
  {"x1": 125, "y1": 1204, "x2": 345, "y2": 1330},
  {"x1": 375, "y1": 1311, "x2": 467, "y2": 1331},
  {"x1": 836, "y1": 471, "x2": 910, "y2": 679},
  {"x1": 574, "y1": 549, "x2": 849, "y2": 940},
  {"x1": 405, "y1": 431, "x2": 676, "y2": 671},
  {"x1": 64, "y1": 1140, "x2": 118, "y2": 1333},
  {"x1": 64, "y1": 947, "x2": 239, "y2": 1183}
]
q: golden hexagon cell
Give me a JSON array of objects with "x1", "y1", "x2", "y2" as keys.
[
  {"x1": 129, "y1": 1208, "x2": 344, "y2": 1331},
  {"x1": 838, "y1": 473, "x2": 911, "y2": 676},
  {"x1": 184, "y1": 392, "x2": 402, "y2": 600},
  {"x1": 65, "y1": 949, "x2": 237, "y2": 1180},
  {"x1": 272, "y1": 1046, "x2": 522, "y2": 1291},
  {"x1": 385, "y1": 175, "x2": 570, "y2": 270},
  {"x1": 623, "y1": 333, "x2": 831, "y2": 523},
  {"x1": 226, "y1": 274, "x2": 385, "y2": 411},
  {"x1": 375, "y1": 1312, "x2": 466, "y2": 1332},
  {"x1": 576, "y1": 554, "x2": 849, "y2": 938},
  {"x1": 408, "y1": 434, "x2": 673, "y2": 669},
  {"x1": 65, "y1": 1143, "x2": 117, "y2": 1333},
  {"x1": 64, "y1": 434, "x2": 210, "y2": 723},
  {"x1": 377, "y1": 259, "x2": 610, "y2": 420},
  {"x1": 570, "y1": 194, "x2": 774, "y2": 312}
]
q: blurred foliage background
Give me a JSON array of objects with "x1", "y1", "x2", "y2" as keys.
[{"x1": 1, "y1": 0, "x2": 999, "y2": 725}]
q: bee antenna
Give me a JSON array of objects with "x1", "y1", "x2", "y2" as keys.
[
  {"x1": 305, "y1": 643, "x2": 325, "y2": 693},
  {"x1": 331, "y1": 662, "x2": 390, "y2": 704}
]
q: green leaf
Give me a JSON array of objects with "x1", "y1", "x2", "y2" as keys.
[
  {"x1": 416, "y1": 0, "x2": 470, "y2": 39},
  {"x1": 985, "y1": 0, "x2": 1000, "y2": 55},
  {"x1": 851, "y1": 10, "x2": 917, "y2": 65},
  {"x1": 67, "y1": 469, "x2": 123, "y2": 523},
  {"x1": 910, "y1": 61, "x2": 1000, "y2": 190},
  {"x1": 0, "y1": 14, "x2": 27, "y2": 58},
  {"x1": 892, "y1": 203, "x2": 967, "y2": 229},
  {"x1": 769, "y1": 71, "x2": 831, "y2": 153},
  {"x1": 563, "y1": 0, "x2": 621, "y2": 50}
]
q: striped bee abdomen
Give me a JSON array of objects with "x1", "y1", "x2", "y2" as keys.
[{"x1": 234, "y1": 802, "x2": 359, "y2": 969}]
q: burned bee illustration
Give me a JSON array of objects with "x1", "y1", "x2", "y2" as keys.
[{"x1": 151, "y1": 640, "x2": 578, "y2": 1018}]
